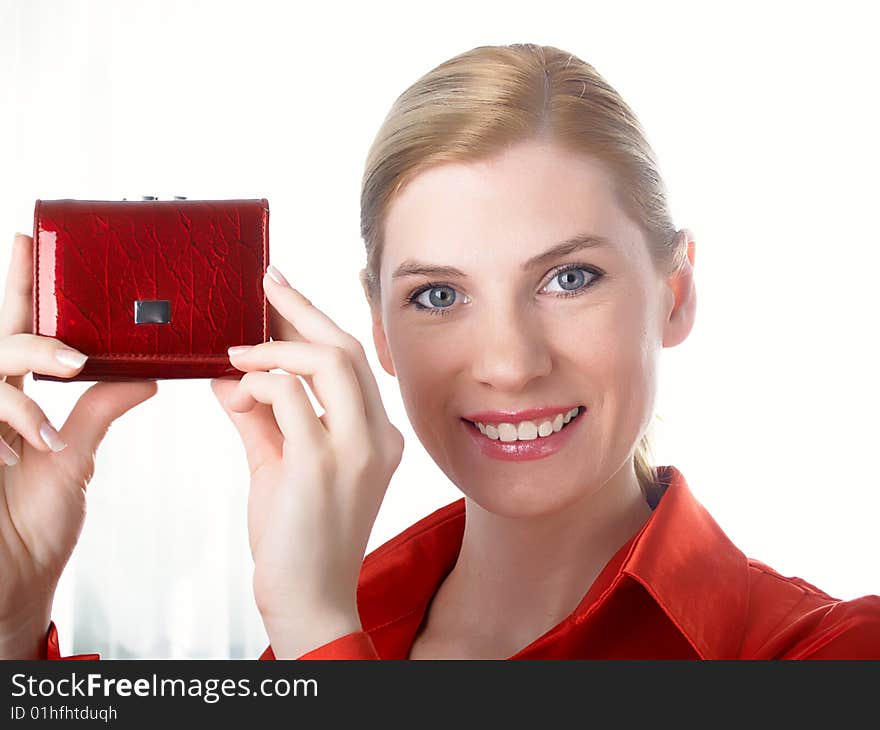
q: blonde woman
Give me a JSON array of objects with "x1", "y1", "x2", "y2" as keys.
[{"x1": 3, "y1": 44, "x2": 878, "y2": 660}]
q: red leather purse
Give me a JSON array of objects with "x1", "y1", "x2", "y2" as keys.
[{"x1": 32, "y1": 198, "x2": 270, "y2": 381}]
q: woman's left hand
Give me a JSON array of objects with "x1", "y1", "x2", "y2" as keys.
[{"x1": 210, "y1": 266, "x2": 405, "y2": 659}]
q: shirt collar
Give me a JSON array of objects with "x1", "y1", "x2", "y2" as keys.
[
  {"x1": 356, "y1": 465, "x2": 750, "y2": 659},
  {"x1": 621, "y1": 465, "x2": 750, "y2": 658}
]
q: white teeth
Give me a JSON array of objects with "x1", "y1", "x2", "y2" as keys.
[
  {"x1": 498, "y1": 423, "x2": 518, "y2": 442},
  {"x1": 473, "y1": 407, "x2": 581, "y2": 442},
  {"x1": 516, "y1": 421, "x2": 538, "y2": 441}
]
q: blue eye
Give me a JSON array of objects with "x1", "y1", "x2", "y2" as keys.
[
  {"x1": 545, "y1": 266, "x2": 594, "y2": 294},
  {"x1": 411, "y1": 284, "x2": 458, "y2": 314},
  {"x1": 406, "y1": 264, "x2": 603, "y2": 317}
]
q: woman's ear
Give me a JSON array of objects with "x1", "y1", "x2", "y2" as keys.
[
  {"x1": 360, "y1": 268, "x2": 396, "y2": 377},
  {"x1": 662, "y1": 229, "x2": 697, "y2": 348}
]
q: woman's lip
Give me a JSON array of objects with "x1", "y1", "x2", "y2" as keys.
[
  {"x1": 460, "y1": 408, "x2": 585, "y2": 462},
  {"x1": 462, "y1": 404, "x2": 584, "y2": 424}
]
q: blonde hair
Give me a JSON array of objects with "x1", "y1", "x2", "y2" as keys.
[{"x1": 360, "y1": 43, "x2": 687, "y2": 497}]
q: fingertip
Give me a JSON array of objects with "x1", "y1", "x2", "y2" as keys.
[
  {"x1": 0, "y1": 437, "x2": 20, "y2": 466},
  {"x1": 55, "y1": 348, "x2": 89, "y2": 370},
  {"x1": 133, "y1": 379, "x2": 159, "y2": 400},
  {"x1": 39, "y1": 421, "x2": 68, "y2": 452},
  {"x1": 210, "y1": 377, "x2": 237, "y2": 401},
  {"x1": 265, "y1": 264, "x2": 290, "y2": 288},
  {"x1": 13, "y1": 232, "x2": 33, "y2": 255}
]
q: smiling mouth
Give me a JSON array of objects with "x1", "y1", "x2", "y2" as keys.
[{"x1": 462, "y1": 405, "x2": 586, "y2": 441}]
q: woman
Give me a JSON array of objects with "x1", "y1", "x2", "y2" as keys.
[{"x1": 3, "y1": 43, "x2": 879, "y2": 660}]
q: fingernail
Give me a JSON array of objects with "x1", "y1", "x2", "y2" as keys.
[
  {"x1": 227, "y1": 345, "x2": 253, "y2": 357},
  {"x1": 0, "y1": 438, "x2": 19, "y2": 466},
  {"x1": 39, "y1": 421, "x2": 67, "y2": 452},
  {"x1": 266, "y1": 264, "x2": 290, "y2": 287},
  {"x1": 56, "y1": 349, "x2": 88, "y2": 369}
]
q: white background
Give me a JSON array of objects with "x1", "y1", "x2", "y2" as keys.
[{"x1": 1, "y1": 0, "x2": 878, "y2": 658}]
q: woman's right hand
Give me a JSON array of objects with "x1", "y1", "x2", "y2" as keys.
[{"x1": 0, "y1": 233, "x2": 158, "y2": 659}]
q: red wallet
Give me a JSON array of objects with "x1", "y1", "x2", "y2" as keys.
[{"x1": 32, "y1": 198, "x2": 270, "y2": 382}]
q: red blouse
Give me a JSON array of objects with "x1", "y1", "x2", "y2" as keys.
[{"x1": 46, "y1": 465, "x2": 880, "y2": 660}]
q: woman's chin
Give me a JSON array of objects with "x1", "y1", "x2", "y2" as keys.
[{"x1": 458, "y1": 480, "x2": 594, "y2": 520}]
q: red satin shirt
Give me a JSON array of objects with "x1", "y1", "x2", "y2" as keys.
[{"x1": 47, "y1": 465, "x2": 880, "y2": 660}]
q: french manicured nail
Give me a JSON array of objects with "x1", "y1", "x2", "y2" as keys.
[
  {"x1": 56, "y1": 349, "x2": 88, "y2": 369},
  {"x1": 227, "y1": 345, "x2": 253, "y2": 357},
  {"x1": 266, "y1": 264, "x2": 290, "y2": 287},
  {"x1": 39, "y1": 421, "x2": 67, "y2": 452},
  {"x1": 0, "y1": 438, "x2": 19, "y2": 466}
]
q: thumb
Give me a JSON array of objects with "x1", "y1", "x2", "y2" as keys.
[
  {"x1": 210, "y1": 378, "x2": 282, "y2": 474},
  {"x1": 60, "y1": 380, "x2": 159, "y2": 456}
]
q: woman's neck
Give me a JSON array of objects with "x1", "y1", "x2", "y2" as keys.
[{"x1": 418, "y1": 461, "x2": 654, "y2": 657}]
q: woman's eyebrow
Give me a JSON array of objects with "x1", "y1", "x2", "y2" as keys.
[{"x1": 390, "y1": 233, "x2": 612, "y2": 280}]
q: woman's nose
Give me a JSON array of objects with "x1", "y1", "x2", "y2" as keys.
[{"x1": 469, "y1": 309, "x2": 553, "y2": 391}]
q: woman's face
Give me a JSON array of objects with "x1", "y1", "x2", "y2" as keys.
[{"x1": 367, "y1": 140, "x2": 694, "y2": 518}]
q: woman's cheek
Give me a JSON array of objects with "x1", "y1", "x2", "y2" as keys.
[
  {"x1": 390, "y1": 329, "x2": 457, "y2": 413},
  {"x1": 580, "y1": 304, "x2": 657, "y2": 436},
  {"x1": 612, "y1": 319, "x2": 660, "y2": 439}
]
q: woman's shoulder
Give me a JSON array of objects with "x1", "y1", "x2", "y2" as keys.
[
  {"x1": 652, "y1": 465, "x2": 879, "y2": 658},
  {"x1": 740, "y1": 556, "x2": 880, "y2": 659}
]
